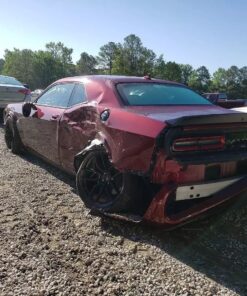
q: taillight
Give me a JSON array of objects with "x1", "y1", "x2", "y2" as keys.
[
  {"x1": 172, "y1": 135, "x2": 225, "y2": 152},
  {"x1": 18, "y1": 88, "x2": 31, "y2": 95}
]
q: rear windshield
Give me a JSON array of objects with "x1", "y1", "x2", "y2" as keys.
[
  {"x1": 0, "y1": 75, "x2": 22, "y2": 86},
  {"x1": 117, "y1": 83, "x2": 212, "y2": 106}
]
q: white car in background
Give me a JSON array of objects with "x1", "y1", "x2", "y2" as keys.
[
  {"x1": 31, "y1": 89, "x2": 43, "y2": 100},
  {"x1": 0, "y1": 75, "x2": 31, "y2": 110}
]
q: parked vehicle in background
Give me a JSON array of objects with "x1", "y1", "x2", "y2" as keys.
[
  {"x1": 203, "y1": 92, "x2": 245, "y2": 109},
  {"x1": 4, "y1": 75, "x2": 247, "y2": 228},
  {"x1": 31, "y1": 89, "x2": 43, "y2": 100},
  {"x1": 0, "y1": 75, "x2": 31, "y2": 112}
]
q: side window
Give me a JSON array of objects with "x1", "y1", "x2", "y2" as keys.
[
  {"x1": 37, "y1": 83, "x2": 74, "y2": 108},
  {"x1": 68, "y1": 83, "x2": 87, "y2": 107}
]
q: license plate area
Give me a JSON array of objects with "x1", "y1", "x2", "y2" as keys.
[{"x1": 176, "y1": 177, "x2": 242, "y2": 201}]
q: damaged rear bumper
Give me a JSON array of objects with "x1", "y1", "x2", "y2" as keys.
[
  {"x1": 143, "y1": 175, "x2": 247, "y2": 227},
  {"x1": 93, "y1": 176, "x2": 247, "y2": 228}
]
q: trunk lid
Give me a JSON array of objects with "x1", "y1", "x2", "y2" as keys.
[{"x1": 125, "y1": 105, "x2": 247, "y2": 126}]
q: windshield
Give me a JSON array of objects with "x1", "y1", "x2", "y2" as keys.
[
  {"x1": 0, "y1": 75, "x2": 23, "y2": 86},
  {"x1": 117, "y1": 83, "x2": 212, "y2": 106}
]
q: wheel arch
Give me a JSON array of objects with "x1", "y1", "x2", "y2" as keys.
[{"x1": 74, "y1": 138, "x2": 111, "y2": 173}]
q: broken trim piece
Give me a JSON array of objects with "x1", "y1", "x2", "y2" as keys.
[
  {"x1": 74, "y1": 139, "x2": 105, "y2": 172},
  {"x1": 176, "y1": 176, "x2": 243, "y2": 201}
]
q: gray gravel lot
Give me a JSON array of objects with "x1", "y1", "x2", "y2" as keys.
[{"x1": 0, "y1": 123, "x2": 246, "y2": 295}]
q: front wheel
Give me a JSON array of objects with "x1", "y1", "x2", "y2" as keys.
[{"x1": 76, "y1": 149, "x2": 143, "y2": 213}]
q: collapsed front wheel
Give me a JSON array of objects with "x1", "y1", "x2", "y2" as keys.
[{"x1": 76, "y1": 149, "x2": 143, "y2": 213}]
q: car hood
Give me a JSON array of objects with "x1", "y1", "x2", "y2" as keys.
[{"x1": 124, "y1": 105, "x2": 247, "y2": 126}]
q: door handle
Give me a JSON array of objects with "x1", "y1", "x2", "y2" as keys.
[{"x1": 51, "y1": 114, "x2": 59, "y2": 120}]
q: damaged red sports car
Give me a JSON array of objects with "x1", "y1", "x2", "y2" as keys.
[{"x1": 4, "y1": 75, "x2": 247, "y2": 228}]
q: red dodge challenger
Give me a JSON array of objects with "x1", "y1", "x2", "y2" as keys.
[{"x1": 3, "y1": 75, "x2": 247, "y2": 228}]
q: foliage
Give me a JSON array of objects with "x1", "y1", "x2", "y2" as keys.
[
  {"x1": 1, "y1": 35, "x2": 247, "y2": 99},
  {"x1": 77, "y1": 52, "x2": 97, "y2": 75},
  {"x1": 2, "y1": 49, "x2": 35, "y2": 88},
  {"x1": 162, "y1": 62, "x2": 182, "y2": 82},
  {"x1": 188, "y1": 66, "x2": 211, "y2": 93},
  {"x1": 109, "y1": 34, "x2": 156, "y2": 76},
  {"x1": 97, "y1": 42, "x2": 118, "y2": 74},
  {"x1": 0, "y1": 59, "x2": 4, "y2": 74},
  {"x1": 33, "y1": 51, "x2": 62, "y2": 88},
  {"x1": 180, "y1": 64, "x2": 193, "y2": 85}
]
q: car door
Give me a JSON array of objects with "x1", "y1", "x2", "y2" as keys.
[
  {"x1": 19, "y1": 83, "x2": 75, "y2": 165},
  {"x1": 58, "y1": 83, "x2": 97, "y2": 173}
]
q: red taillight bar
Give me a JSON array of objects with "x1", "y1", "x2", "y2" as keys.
[
  {"x1": 18, "y1": 88, "x2": 31, "y2": 95},
  {"x1": 172, "y1": 135, "x2": 225, "y2": 152}
]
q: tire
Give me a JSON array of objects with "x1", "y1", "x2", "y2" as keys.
[
  {"x1": 76, "y1": 149, "x2": 143, "y2": 213},
  {"x1": 4, "y1": 118, "x2": 24, "y2": 154},
  {"x1": 0, "y1": 109, "x2": 3, "y2": 123}
]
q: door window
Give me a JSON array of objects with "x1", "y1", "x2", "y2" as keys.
[
  {"x1": 37, "y1": 83, "x2": 74, "y2": 108},
  {"x1": 68, "y1": 83, "x2": 87, "y2": 107}
]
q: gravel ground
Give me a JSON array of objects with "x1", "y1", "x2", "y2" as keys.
[{"x1": 0, "y1": 123, "x2": 247, "y2": 296}]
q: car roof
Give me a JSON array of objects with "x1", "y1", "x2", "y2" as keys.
[
  {"x1": 203, "y1": 92, "x2": 225, "y2": 95},
  {"x1": 55, "y1": 75, "x2": 185, "y2": 86}
]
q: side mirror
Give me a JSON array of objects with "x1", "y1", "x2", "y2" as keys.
[
  {"x1": 22, "y1": 102, "x2": 37, "y2": 117},
  {"x1": 23, "y1": 84, "x2": 30, "y2": 89}
]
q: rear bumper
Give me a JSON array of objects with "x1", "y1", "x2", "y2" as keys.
[
  {"x1": 144, "y1": 175, "x2": 247, "y2": 227},
  {"x1": 0, "y1": 101, "x2": 23, "y2": 109},
  {"x1": 0, "y1": 95, "x2": 30, "y2": 109}
]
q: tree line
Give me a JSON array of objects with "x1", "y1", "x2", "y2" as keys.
[{"x1": 0, "y1": 34, "x2": 247, "y2": 99}]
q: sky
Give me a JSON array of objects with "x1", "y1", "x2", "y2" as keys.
[{"x1": 0, "y1": 0, "x2": 247, "y2": 74}]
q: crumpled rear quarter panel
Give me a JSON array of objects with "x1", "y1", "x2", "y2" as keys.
[{"x1": 98, "y1": 107, "x2": 166, "y2": 173}]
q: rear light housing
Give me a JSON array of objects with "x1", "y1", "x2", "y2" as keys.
[
  {"x1": 172, "y1": 135, "x2": 225, "y2": 152},
  {"x1": 18, "y1": 88, "x2": 31, "y2": 95}
]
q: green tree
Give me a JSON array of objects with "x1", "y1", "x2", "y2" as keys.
[
  {"x1": 3, "y1": 49, "x2": 35, "y2": 88},
  {"x1": 188, "y1": 66, "x2": 210, "y2": 92},
  {"x1": 122, "y1": 34, "x2": 143, "y2": 75},
  {"x1": 97, "y1": 42, "x2": 118, "y2": 74},
  {"x1": 139, "y1": 47, "x2": 156, "y2": 76},
  {"x1": 112, "y1": 34, "x2": 156, "y2": 76},
  {"x1": 154, "y1": 55, "x2": 166, "y2": 78},
  {"x1": 211, "y1": 68, "x2": 228, "y2": 91},
  {"x1": 77, "y1": 52, "x2": 97, "y2": 75},
  {"x1": 33, "y1": 50, "x2": 63, "y2": 88},
  {"x1": 225, "y1": 66, "x2": 242, "y2": 99},
  {"x1": 240, "y1": 66, "x2": 247, "y2": 98},
  {"x1": 180, "y1": 64, "x2": 193, "y2": 85},
  {"x1": 46, "y1": 42, "x2": 75, "y2": 76},
  {"x1": 111, "y1": 44, "x2": 125, "y2": 74},
  {"x1": 0, "y1": 59, "x2": 4, "y2": 74},
  {"x1": 162, "y1": 61, "x2": 182, "y2": 82}
]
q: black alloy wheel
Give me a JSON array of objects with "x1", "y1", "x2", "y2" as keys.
[{"x1": 76, "y1": 149, "x2": 142, "y2": 213}]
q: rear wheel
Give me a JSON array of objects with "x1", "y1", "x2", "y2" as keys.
[
  {"x1": 4, "y1": 118, "x2": 23, "y2": 154},
  {"x1": 0, "y1": 109, "x2": 3, "y2": 123},
  {"x1": 76, "y1": 149, "x2": 143, "y2": 213}
]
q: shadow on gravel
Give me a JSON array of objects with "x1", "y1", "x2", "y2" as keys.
[
  {"x1": 0, "y1": 122, "x2": 74, "y2": 190},
  {"x1": 100, "y1": 195, "x2": 247, "y2": 295},
  {"x1": 20, "y1": 152, "x2": 76, "y2": 191}
]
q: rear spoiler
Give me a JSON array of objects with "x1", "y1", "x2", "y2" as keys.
[{"x1": 166, "y1": 112, "x2": 247, "y2": 127}]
